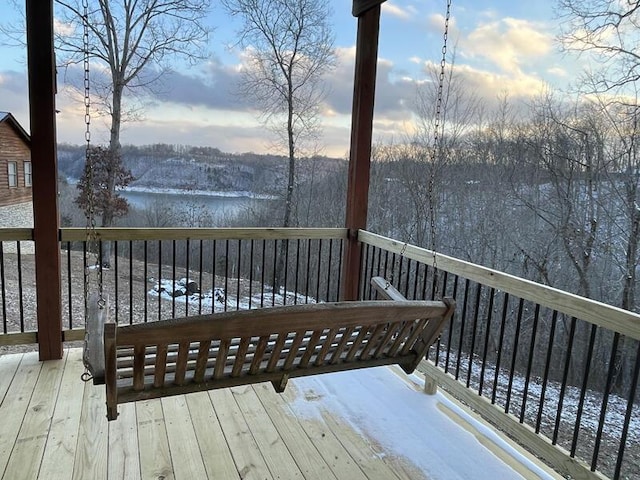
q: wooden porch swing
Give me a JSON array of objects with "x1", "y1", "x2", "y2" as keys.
[
  {"x1": 85, "y1": 282, "x2": 454, "y2": 421},
  {"x1": 79, "y1": 0, "x2": 455, "y2": 421}
]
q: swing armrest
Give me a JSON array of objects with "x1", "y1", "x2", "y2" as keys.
[
  {"x1": 371, "y1": 275, "x2": 455, "y2": 369},
  {"x1": 83, "y1": 294, "x2": 110, "y2": 385},
  {"x1": 371, "y1": 276, "x2": 409, "y2": 301}
]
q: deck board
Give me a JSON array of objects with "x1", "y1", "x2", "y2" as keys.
[
  {"x1": 5, "y1": 355, "x2": 65, "y2": 480},
  {"x1": 0, "y1": 353, "x2": 42, "y2": 477},
  {"x1": 136, "y1": 399, "x2": 174, "y2": 480},
  {"x1": 253, "y1": 382, "x2": 338, "y2": 480},
  {"x1": 162, "y1": 395, "x2": 208, "y2": 480},
  {"x1": 72, "y1": 377, "x2": 108, "y2": 480},
  {"x1": 230, "y1": 385, "x2": 305, "y2": 480},
  {"x1": 107, "y1": 403, "x2": 140, "y2": 480},
  {"x1": 185, "y1": 392, "x2": 240, "y2": 480},
  {"x1": 0, "y1": 348, "x2": 548, "y2": 480},
  {"x1": 209, "y1": 388, "x2": 275, "y2": 480},
  {"x1": 38, "y1": 350, "x2": 84, "y2": 480}
]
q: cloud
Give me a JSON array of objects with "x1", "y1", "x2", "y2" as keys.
[
  {"x1": 322, "y1": 47, "x2": 416, "y2": 122},
  {"x1": 382, "y1": 2, "x2": 413, "y2": 20},
  {"x1": 53, "y1": 18, "x2": 75, "y2": 37},
  {"x1": 462, "y1": 18, "x2": 552, "y2": 74},
  {"x1": 0, "y1": 70, "x2": 30, "y2": 128}
]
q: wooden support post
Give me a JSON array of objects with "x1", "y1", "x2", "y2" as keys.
[
  {"x1": 424, "y1": 373, "x2": 438, "y2": 395},
  {"x1": 26, "y1": 0, "x2": 63, "y2": 360},
  {"x1": 342, "y1": 3, "x2": 383, "y2": 300}
]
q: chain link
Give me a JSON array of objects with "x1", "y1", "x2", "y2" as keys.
[
  {"x1": 428, "y1": 0, "x2": 451, "y2": 298},
  {"x1": 81, "y1": 0, "x2": 104, "y2": 382}
]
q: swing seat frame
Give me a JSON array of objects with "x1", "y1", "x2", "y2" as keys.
[{"x1": 85, "y1": 278, "x2": 454, "y2": 421}]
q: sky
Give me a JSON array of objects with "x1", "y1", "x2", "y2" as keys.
[{"x1": 0, "y1": 0, "x2": 580, "y2": 158}]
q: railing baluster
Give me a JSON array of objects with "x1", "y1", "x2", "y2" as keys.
[
  {"x1": 17, "y1": 241, "x2": 24, "y2": 332},
  {"x1": 155, "y1": 241, "x2": 161, "y2": 321},
  {"x1": 614, "y1": 340, "x2": 640, "y2": 479},
  {"x1": 570, "y1": 323, "x2": 598, "y2": 456},
  {"x1": 466, "y1": 282, "x2": 482, "y2": 388},
  {"x1": 553, "y1": 316, "x2": 578, "y2": 445},
  {"x1": 305, "y1": 238, "x2": 312, "y2": 303},
  {"x1": 236, "y1": 239, "x2": 242, "y2": 311},
  {"x1": 212, "y1": 239, "x2": 217, "y2": 314},
  {"x1": 172, "y1": 240, "x2": 177, "y2": 318},
  {"x1": 444, "y1": 274, "x2": 460, "y2": 374},
  {"x1": 505, "y1": 297, "x2": 525, "y2": 415},
  {"x1": 66, "y1": 242, "x2": 73, "y2": 330},
  {"x1": 185, "y1": 238, "x2": 190, "y2": 317},
  {"x1": 248, "y1": 239, "x2": 254, "y2": 309},
  {"x1": 591, "y1": 331, "x2": 620, "y2": 471},
  {"x1": 144, "y1": 240, "x2": 148, "y2": 323},
  {"x1": 294, "y1": 239, "x2": 300, "y2": 304},
  {"x1": 316, "y1": 239, "x2": 322, "y2": 302},
  {"x1": 520, "y1": 302, "x2": 541, "y2": 422},
  {"x1": 325, "y1": 239, "x2": 333, "y2": 303},
  {"x1": 336, "y1": 239, "x2": 343, "y2": 302},
  {"x1": 198, "y1": 239, "x2": 204, "y2": 315},
  {"x1": 455, "y1": 278, "x2": 471, "y2": 380},
  {"x1": 260, "y1": 239, "x2": 266, "y2": 308},
  {"x1": 224, "y1": 239, "x2": 229, "y2": 312},
  {"x1": 271, "y1": 240, "x2": 277, "y2": 306},
  {"x1": 0, "y1": 242, "x2": 6, "y2": 333},
  {"x1": 479, "y1": 287, "x2": 496, "y2": 396},
  {"x1": 129, "y1": 241, "x2": 133, "y2": 325},
  {"x1": 536, "y1": 310, "x2": 558, "y2": 434},
  {"x1": 114, "y1": 241, "x2": 119, "y2": 322},
  {"x1": 283, "y1": 239, "x2": 289, "y2": 305},
  {"x1": 492, "y1": 292, "x2": 510, "y2": 405}
]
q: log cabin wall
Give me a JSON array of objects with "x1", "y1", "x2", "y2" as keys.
[{"x1": 0, "y1": 116, "x2": 32, "y2": 206}]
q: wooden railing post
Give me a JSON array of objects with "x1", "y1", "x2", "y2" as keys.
[
  {"x1": 26, "y1": 0, "x2": 63, "y2": 360},
  {"x1": 342, "y1": 1, "x2": 384, "y2": 300}
]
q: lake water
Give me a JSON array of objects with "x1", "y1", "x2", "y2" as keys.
[{"x1": 121, "y1": 190, "x2": 269, "y2": 217}]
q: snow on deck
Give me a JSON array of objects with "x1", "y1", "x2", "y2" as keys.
[{"x1": 290, "y1": 366, "x2": 559, "y2": 480}]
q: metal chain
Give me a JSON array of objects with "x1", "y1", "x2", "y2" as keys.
[
  {"x1": 81, "y1": 0, "x2": 104, "y2": 382},
  {"x1": 427, "y1": 0, "x2": 451, "y2": 298}
]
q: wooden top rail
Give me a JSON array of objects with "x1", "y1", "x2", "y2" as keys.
[
  {"x1": 61, "y1": 227, "x2": 348, "y2": 242},
  {"x1": 359, "y1": 230, "x2": 640, "y2": 341},
  {"x1": 0, "y1": 228, "x2": 33, "y2": 241}
]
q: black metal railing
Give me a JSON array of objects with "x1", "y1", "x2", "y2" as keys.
[
  {"x1": 2, "y1": 225, "x2": 638, "y2": 480},
  {"x1": 60, "y1": 228, "x2": 346, "y2": 330},
  {"x1": 359, "y1": 230, "x2": 640, "y2": 480},
  {"x1": 0, "y1": 230, "x2": 36, "y2": 339}
]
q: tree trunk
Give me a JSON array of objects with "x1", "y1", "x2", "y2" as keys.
[
  {"x1": 622, "y1": 179, "x2": 639, "y2": 311},
  {"x1": 100, "y1": 80, "x2": 124, "y2": 268},
  {"x1": 274, "y1": 90, "x2": 297, "y2": 290}
]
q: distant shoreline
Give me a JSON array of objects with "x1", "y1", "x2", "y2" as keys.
[
  {"x1": 123, "y1": 185, "x2": 276, "y2": 200},
  {"x1": 66, "y1": 177, "x2": 276, "y2": 200}
]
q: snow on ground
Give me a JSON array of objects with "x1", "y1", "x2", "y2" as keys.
[
  {"x1": 148, "y1": 277, "x2": 314, "y2": 312},
  {"x1": 440, "y1": 354, "x2": 640, "y2": 446},
  {"x1": 290, "y1": 366, "x2": 558, "y2": 480}
]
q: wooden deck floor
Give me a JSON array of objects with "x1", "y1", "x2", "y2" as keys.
[{"x1": 0, "y1": 349, "x2": 429, "y2": 480}]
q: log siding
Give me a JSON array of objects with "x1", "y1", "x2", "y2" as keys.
[{"x1": 0, "y1": 114, "x2": 32, "y2": 206}]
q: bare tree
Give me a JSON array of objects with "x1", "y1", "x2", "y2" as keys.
[
  {"x1": 558, "y1": 0, "x2": 640, "y2": 95},
  {"x1": 221, "y1": 0, "x2": 335, "y2": 229},
  {"x1": 55, "y1": 0, "x2": 211, "y2": 229}
]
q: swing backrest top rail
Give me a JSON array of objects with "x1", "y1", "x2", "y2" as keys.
[{"x1": 99, "y1": 298, "x2": 454, "y2": 421}]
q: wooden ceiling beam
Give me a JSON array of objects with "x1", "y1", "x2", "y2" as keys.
[{"x1": 352, "y1": 0, "x2": 387, "y2": 17}]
